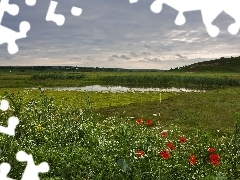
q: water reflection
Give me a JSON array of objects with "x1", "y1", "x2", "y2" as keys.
[{"x1": 32, "y1": 85, "x2": 205, "y2": 93}]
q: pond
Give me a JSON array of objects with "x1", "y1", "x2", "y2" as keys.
[{"x1": 31, "y1": 85, "x2": 205, "y2": 93}]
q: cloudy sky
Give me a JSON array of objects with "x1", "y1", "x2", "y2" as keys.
[{"x1": 1, "y1": 0, "x2": 240, "y2": 70}]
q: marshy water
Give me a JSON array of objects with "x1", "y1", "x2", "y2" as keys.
[{"x1": 31, "y1": 85, "x2": 205, "y2": 93}]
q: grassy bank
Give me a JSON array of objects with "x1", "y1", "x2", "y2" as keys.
[
  {"x1": 0, "y1": 71, "x2": 240, "y2": 88},
  {"x1": 0, "y1": 87, "x2": 239, "y2": 179}
]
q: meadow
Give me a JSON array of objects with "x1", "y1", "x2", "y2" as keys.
[{"x1": 0, "y1": 69, "x2": 239, "y2": 179}]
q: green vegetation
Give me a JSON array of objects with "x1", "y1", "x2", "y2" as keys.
[
  {"x1": 0, "y1": 67, "x2": 240, "y2": 88},
  {"x1": 100, "y1": 74, "x2": 240, "y2": 88},
  {"x1": 0, "y1": 62, "x2": 240, "y2": 179},
  {"x1": 0, "y1": 88, "x2": 239, "y2": 179},
  {"x1": 171, "y1": 56, "x2": 240, "y2": 72},
  {"x1": 30, "y1": 73, "x2": 86, "y2": 80}
]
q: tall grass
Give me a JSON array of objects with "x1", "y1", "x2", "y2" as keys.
[
  {"x1": 30, "y1": 73, "x2": 86, "y2": 80},
  {"x1": 100, "y1": 75, "x2": 240, "y2": 88}
]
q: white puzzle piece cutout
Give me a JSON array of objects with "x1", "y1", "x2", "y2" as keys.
[
  {"x1": 1, "y1": 0, "x2": 82, "y2": 54},
  {"x1": 25, "y1": 0, "x2": 37, "y2": 6},
  {"x1": 0, "y1": 100, "x2": 9, "y2": 111},
  {"x1": 71, "y1": 6, "x2": 82, "y2": 16},
  {"x1": 46, "y1": 0, "x2": 65, "y2": 26},
  {"x1": 150, "y1": 0, "x2": 240, "y2": 37},
  {"x1": 0, "y1": 99, "x2": 49, "y2": 179},
  {"x1": 129, "y1": 0, "x2": 138, "y2": 3},
  {"x1": 0, "y1": 163, "x2": 15, "y2": 180},
  {"x1": 46, "y1": 0, "x2": 83, "y2": 25},
  {"x1": 0, "y1": 116, "x2": 19, "y2": 136},
  {"x1": 0, "y1": 21, "x2": 30, "y2": 54},
  {"x1": 0, "y1": 0, "x2": 36, "y2": 54},
  {"x1": 16, "y1": 151, "x2": 50, "y2": 180},
  {"x1": 0, "y1": 100, "x2": 19, "y2": 136}
]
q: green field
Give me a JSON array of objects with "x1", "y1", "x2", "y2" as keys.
[
  {"x1": 1, "y1": 69, "x2": 240, "y2": 88},
  {"x1": 0, "y1": 68, "x2": 239, "y2": 179}
]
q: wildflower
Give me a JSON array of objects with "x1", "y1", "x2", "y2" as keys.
[
  {"x1": 209, "y1": 154, "x2": 220, "y2": 166},
  {"x1": 136, "y1": 118, "x2": 143, "y2": 125},
  {"x1": 166, "y1": 142, "x2": 175, "y2": 150},
  {"x1": 135, "y1": 150, "x2": 144, "y2": 157},
  {"x1": 189, "y1": 155, "x2": 197, "y2": 165},
  {"x1": 161, "y1": 130, "x2": 167, "y2": 137},
  {"x1": 208, "y1": 147, "x2": 215, "y2": 153},
  {"x1": 146, "y1": 119, "x2": 153, "y2": 126},
  {"x1": 179, "y1": 137, "x2": 187, "y2": 143},
  {"x1": 159, "y1": 150, "x2": 170, "y2": 159},
  {"x1": 34, "y1": 124, "x2": 44, "y2": 131}
]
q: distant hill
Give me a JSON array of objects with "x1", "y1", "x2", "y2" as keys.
[{"x1": 170, "y1": 56, "x2": 240, "y2": 72}]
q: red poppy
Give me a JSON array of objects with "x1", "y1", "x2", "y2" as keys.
[
  {"x1": 166, "y1": 142, "x2": 175, "y2": 150},
  {"x1": 209, "y1": 154, "x2": 220, "y2": 166},
  {"x1": 189, "y1": 155, "x2": 197, "y2": 165},
  {"x1": 208, "y1": 147, "x2": 215, "y2": 153},
  {"x1": 146, "y1": 119, "x2": 153, "y2": 126},
  {"x1": 136, "y1": 118, "x2": 143, "y2": 124},
  {"x1": 179, "y1": 137, "x2": 187, "y2": 143},
  {"x1": 159, "y1": 150, "x2": 170, "y2": 159},
  {"x1": 135, "y1": 150, "x2": 144, "y2": 157},
  {"x1": 161, "y1": 131, "x2": 167, "y2": 137}
]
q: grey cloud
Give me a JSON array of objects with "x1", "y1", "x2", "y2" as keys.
[
  {"x1": 87, "y1": 56, "x2": 93, "y2": 60},
  {"x1": 175, "y1": 54, "x2": 188, "y2": 59},
  {"x1": 111, "y1": 55, "x2": 119, "y2": 58},
  {"x1": 0, "y1": 0, "x2": 239, "y2": 70},
  {"x1": 129, "y1": 52, "x2": 138, "y2": 57},
  {"x1": 144, "y1": 57, "x2": 161, "y2": 62},
  {"x1": 70, "y1": 57, "x2": 81, "y2": 60},
  {"x1": 140, "y1": 51, "x2": 151, "y2": 55},
  {"x1": 108, "y1": 57, "x2": 114, "y2": 61},
  {"x1": 3, "y1": 56, "x2": 14, "y2": 60},
  {"x1": 120, "y1": 55, "x2": 131, "y2": 60},
  {"x1": 144, "y1": 44, "x2": 151, "y2": 49},
  {"x1": 162, "y1": 46, "x2": 172, "y2": 52}
]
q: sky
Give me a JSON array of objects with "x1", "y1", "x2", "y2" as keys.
[{"x1": 1, "y1": 0, "x2": 240, "y2": 70}]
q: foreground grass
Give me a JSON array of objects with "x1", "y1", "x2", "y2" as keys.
[
  {"x1": 0, "y1": 88, "x2": 239, "y2": 179},
  {"x1": 95, "y1": 87, "x2": 240, "y2": 135}
]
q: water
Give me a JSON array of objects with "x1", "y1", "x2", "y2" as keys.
[{"x1": 31, "y1": 85, "x2": 205, "y2": 93}]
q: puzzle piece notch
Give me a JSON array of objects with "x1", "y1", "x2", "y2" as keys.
[
  {"x1": 16, "y1": 151, "x2": 49, "y2": 180},
  {"x1": 0, "y1": 116, "x2": 19, "y2": 136},
  {"x1": 150, "y1": 0, "x2": 240, "y2": 37},
  {"x1": 46, "y1": 0, "x2": 83, "y2": 25},
  {"x1": 0, "y1": 21, "x2": 30, "y2": 54},
  {"x1": 222, "y1": 0, "x2": 240, "y2": 35},
  {"x1": 0, "y1": 0, "x2": 19, "y2": 24},
  {"x1": 0, "y1": 100, "x2": 9, "y2": 111},
  {"x1": 129, "y1": 0, "x2": 138, "y2": 3},
  {"x1": 175, "y1": 12, "x2": 186, "y2": 25},
  {"x1": 46, "y1": 0, "x2": 65, "y2": 26},
  {"x1": 71, "y1": 6, "x2": 82, "y2": 16},
  {"x1": 25, "y1": 0, "x2": 37, "y2": 6},
  {"x1": 228, "y1": 23, "x2": 239, "y2": 35},
  {"x1": 0, "y1": 163, "x2": 15, "y2": 180}
]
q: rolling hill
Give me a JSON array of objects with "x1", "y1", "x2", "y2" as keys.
[{"x1": 170, "y1": 56, "x2": 240, "y2": 72}]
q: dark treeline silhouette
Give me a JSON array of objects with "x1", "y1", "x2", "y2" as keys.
[{"x1": 0, "y1": 66, "x2": 164, "y2": 72}]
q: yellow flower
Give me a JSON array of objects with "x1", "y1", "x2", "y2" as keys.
[
  {"x1": 35, "y1": 124, "x2": 44, "y2": 131},
  {"x1": 109, "y1": 126, "x2": 115, "y2": 133}
]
